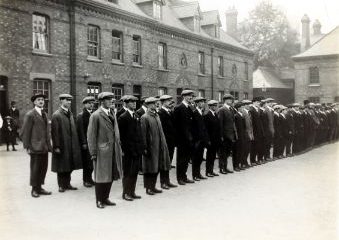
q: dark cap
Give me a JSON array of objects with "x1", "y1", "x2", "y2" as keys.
[
  {"x1": 59, "y1": 94, "x2": 73, "y2": 100},
  {"x1": 98, "y1": 92, "x2": 114, "y2": 101},
  {"x1": 181, "y1": 89, "x2": 194, "y2": 96},
  {"x1": 123, "y1": 95, "x2": 138, "y2": 102},
  {"x1": 194, "y1": 97, "x2": 206, "y2": 102},
  {"x1": 31, "y1": 93, "x2": 46, "y2": 102},
  {"x1": 144, "y1": 97, "x2": 158, "y2": 104},
  {"x1": 223, "y1": 94, "x2": 234, "y2": 100},
  {"x1": 252, "y1": 96, "x2": 264, "y2": 102}
]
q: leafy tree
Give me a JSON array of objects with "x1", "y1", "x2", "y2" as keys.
[{"x1": 239, "y1": 1, "x2": 299, "y2": 69}]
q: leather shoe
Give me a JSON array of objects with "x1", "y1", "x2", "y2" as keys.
[
  {"x1": 39, "y1": 188, "x2": 52, "y2": 195},
  {"x1": 198, "y1": 175, "x2": 207, "y2": 180},
  {"x1": 96, "y1": 201, "x2": 105, "y2": 209},
  {"x1": 225, "y1": 169, "x2": 234, "y2": 174},
  {"x1": 31, "y1": 190, "x2": 40, "y2": 198},
  {"x1": 167, "y1": 182, "x2": 177, "y2": 188},
  {"x1": 122, "y1": 193, "x2": 134, "y2": 201},
  {"x1": 193, "y1": 177, "x2": 200, "y2": 181},
  {"x1": 152, "y1": 188, "x2": 163, "y2": 193},
  {"x1": 66, "y1": 185, "x2": 78, "y2": 190},
  {"x1": 212, "y1": 172, "x2": 219, "y2": 176},
  {"x1": 234, "y1": 168, "x2": 241, "y2": 172},
  {"x1": 184, "y1": 179, "x2": 194, "y2": 184},
  {"x1": 83, "y1": 182, "x2": 93, "y2": 188},
  {"x1": 104, "y1": 199, "x2": 116, "y2": 206},
  {"x1": 131, "y1": 193, "x2": 142, "y2": 199},
  {"x1": 146, "y1": 189, "x2": 155, "y2": 195},
  {"x1": 206, "y1": 173, "x2": 214, "y2": 177},
  {"x1": 58, "y1": 187, "x2": 66, "y2": 193},
  {"x1": 178, "y1": 180, "x2": 186, "y2": 185},
  {"x1": 161, "y1": 183, "x2": 170, "y2": 190}
]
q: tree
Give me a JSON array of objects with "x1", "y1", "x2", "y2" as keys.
[{"x1": 239, "y1": 1, "x2": 299, "y2": 69}]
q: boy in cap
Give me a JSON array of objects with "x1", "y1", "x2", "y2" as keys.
[
  {"x1": 77, "y1": 96, "x2": 96, "y2": 187},
  {"x1": 51, "y1": 94, "x2": 82, "y2": 192},
  {"x1": 21, "y1": 93, "x2": 52, "y2": 197},
  {"x1": 3, "y1": 116, "x2": 17, "y2": 151}
]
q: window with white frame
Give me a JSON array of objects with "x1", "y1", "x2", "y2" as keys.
[
  {"x1": 158, "y1": 87, "x2": 167, "y2": 96},
  {"x1": 153, "y1": 1, "x2": 162, "y2": 20},
  {"x1": 87, "y1": 82, "x2": 101, "y2": 100},
  {"x1": 132, "y1": 35, "x2": 141, "y2": 64},
  {"x1": 32, "y1": 14, "x2": 49, "y2": 52},
  {"x1": 112, "y1": 30, "x2": 123, "y2": 62},
  {"x1": 218, "y1": 56, "x2": 224, "y2": 77},
  {"x1": 88, "y1": 25, "x2": 100, "y2": 58},
  {"x1": 158, "y1": 42, "x2": 167, "y2": 69},
  {"x1": 218, "y1": 91, "x2": 224, "y2": 102},
  {"x1": 33, "y1": 79, "x2": 50, "y2": 113},
  {"x1": 198, "y1": 89, "x2": 205, "y2": 98},
  {"x1": 198, "y1": 51, "x2": 205, "y2": 74},
  {"x1": 309, "y1": 66, "x2": 319, "y2": 84}
]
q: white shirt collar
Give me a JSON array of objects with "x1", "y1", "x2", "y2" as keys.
[
  {"x1": 224, "y1": 103, "x2": 230, "y2": 109},
  {"x1": 142, "y1": 105, "x2": 148, "y2": 112},
  {"x1": 61, "y1": 106, "x2": 69, "y2": 112},
  {"x1": 209, "y1": 109, "x2": 215, "y2": 116},
  {"x1": 101, "y1": 107, "x2": 110, "y2": 115},
  {"x1": 182, "y1": 100, "x2": 189, "y2": 108},
  {"x1": 162, "y1": 106, "x2": 170, "y2": 113},
  {"x1": 127, "y1": 108, "x2": 135, "y2": 118},
  {"x1": 196, "y1": 107, "x2": 203, "y2": 115},
  {"x1": 35, "y1": 106, "x2": 42, "y2": 115}
]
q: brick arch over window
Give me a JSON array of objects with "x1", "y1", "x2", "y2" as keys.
[{"x1": 309, "y1": 66, "x2": 319, "y2": 84}]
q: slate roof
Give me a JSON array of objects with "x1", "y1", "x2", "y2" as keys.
[
  {"x1": 201, "y1": 10, "x2": 221, "y2": 26},
  {"x1": 253, "y1": 67, "x2": 293, "y2": 89},
  {"x1": 170, "y1": 1, "x2": 200, "y2": 19}
]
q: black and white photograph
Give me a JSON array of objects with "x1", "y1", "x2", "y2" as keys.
[{"x1": 0, "y1": 0, "x2": 338, "y2": 239}]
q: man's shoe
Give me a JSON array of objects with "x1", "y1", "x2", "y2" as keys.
[
  {"x1": 104, "y1": 199, "x2": 116, "y2": 206},
  {"x1": 58, "y1": 187, "x2": 66, "y2": 193},
  {"x1": 83, "y1": 182, "x2": 93, "y2": 188},
  {"x1": 122, "y1": 193, "x2": 134, "y2": 201},
  {"x1": 234, "y1": 168, "x2": 241, "y2": 172},
  {"x1": 39, "y1": 188, "x2": 52, "y2": 195},
  {"x1": 31, "y1": 190, "x2": 40, "y2": 198},
  {"x1": 96, "y1": 201, "x2": 105, "y2": 209},
  {"x1": 12, "y1": 148, "x2": 17, "y2": 151},
  {"x1": 212, "y1": 172, "x2": 219, "y2": 176},
  {"x1": 146, "y1": 189, "x2": 155, "y2": 195},
  {"x1": 167, "y1": 182, "x2": 177, "y2": 188},
  {"x1": 219, "y1": 170, "x2": 227, "y2": 174},
  {"x1": 198, "y1": 175, "x2": 207, "y2": 180},
  {"x1": 66, "y1": 185, "x2": 78, "y2": 190},
  {"x1": 161, "y1": 183, "x2": 170, "y2": 190},
  {"x1": 206, "y1": 173, "x2": 214, "y2": 177},
  {"x1": 193, "y1": 177, "x2": 200, "y2": 181},
  {"x1": 152, "y1": 188, "x2": 163, "y2": 193},
  {"x1": 225, "y1": 169, "x2": 234, "y2": 174},
  {"x1": 184, "y1": 179, "x2": 194, "y2": 184},
  {"x1": 178, "y1": 180, "x2": 186, "y2": 185},
  {"x1": 130, "y1": 193, "x2": 142, "y2": 199}
]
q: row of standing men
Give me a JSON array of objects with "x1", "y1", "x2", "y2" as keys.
[{"x1": 20, "y1": 91, "x2": 339, "y2": 208}]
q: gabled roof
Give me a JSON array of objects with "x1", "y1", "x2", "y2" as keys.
[
  {"x1": 170, "y1": 1, "x2": 201, "y2": 19},
  {"x1": 253, "y1": 67, "x2": 293, "y2": 89},
  {"x1": 201, "y1": 10, "x2": 221, "y2": 27},
  {"x1": 293, "y1": 26, "x2": 339, "y2": 59}
]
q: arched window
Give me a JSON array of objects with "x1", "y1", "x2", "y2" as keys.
[{"x1": 309, "y1": 66, "x2": 319, "y2": 84}]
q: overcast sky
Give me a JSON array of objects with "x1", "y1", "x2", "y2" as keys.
[{"x1": 193, "y1": 0, "x2": 339, "y2": 34}]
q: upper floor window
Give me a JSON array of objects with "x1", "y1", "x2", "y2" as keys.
[
  {"x1": 158, "y1": 42, "x2": 167, "y2": 69},
  {"x1": 218, "y1": 56, "x2": 224, "y2": 77},
  {"x1": 132, "y1": 35, "x2": 141, "y2": 65},
  {"x1": 32, "y1": 14, "x2": 49, "y2": 52},
  {"x1": 244, "y1": 62, "x2": 249, "y2": 80},
  {"x1": 198, "y1": 51, "x2": 205, "y2": 74},
  {"x1": 153, "y1": 1, "x2": 162, "y2": 20},
  {"x1": 309, "y1": 66, "x2": 319, "y2": 84},
  {"x1": 112, "y1": 30, "x2": 123, "y2": 62},
  {"x1": 88, "y1": 25, "x2": 100, "y2": 58},
  {"x1": 158, "y1": 87, "x2": 167, "y2": 96}
]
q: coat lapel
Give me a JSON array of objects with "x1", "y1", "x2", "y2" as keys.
[{"x1": 99, "y1": 108, "x2": 114, "y2": 131}]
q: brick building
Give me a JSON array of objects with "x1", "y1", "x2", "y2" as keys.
[{"x1": 0, "y1": 0, "x2": 253, "y2": 119}]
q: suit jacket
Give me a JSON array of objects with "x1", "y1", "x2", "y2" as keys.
[
  {"x1": 260, "y1": 108, "x2": 270, "y2": 138},
  {"x1": 204, "y1": 110, "x2": 221, "y2": 146},
  {"x1": 9, "y1": 108, "x2": 19, "y2": 119},
  {"x1": 76, "y1": 108, "x2": 91, "y2": 146},
  {"x1": 273, "y1": 112, "x2": 283, "y2": 139},
  {"x1": 116, "y1": 107, "x2": 126, "y2": 119},
  {"x1": 249, "y1": 106, "x2": 264, "y2": 140},
  {"x1": 217, "y1": 105, "x2": 237, "y2": 142},
  {"x1": 265, "y1": 106, "x2": 275, "y2": 136},
  {"x1": 192, "y1": 108, "x2": 210, "y2": 146},
  {"x1": 136, "y1": 106, "x2": 146, "y2": 118},
  {"x1": 173, "y1": 102, "x2": 194, "y2": 148},
  {"x1": 241, "y1": 109, "x2": 254, "y2": 141},
  {"x1": 235, "y1": 112, "x2": 247, "y2": 142},
  {"x1": 20, "y1": 108, "x2": 51, "y2": 154},
  {"x1": 118, "y1": 110, "x2": 143, "y2": 157},
  {"x1": 87, "y1": 107, "x2": 123, "y2": 182},
  {"x1": 158, "y1": 108, "x2": 176, "y2": 148}
]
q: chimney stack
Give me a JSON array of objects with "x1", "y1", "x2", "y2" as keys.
[
  {"x1": 313, "y1": 19, "x2": 321, "y2": 35},
  {"x1": 226, "y1": 6, "x2": 238, "y2": 39},
  {"x1": 301, "y1": 14, "x2": 310, "y2": 52}
]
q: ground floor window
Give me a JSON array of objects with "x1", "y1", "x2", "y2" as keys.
[
  {"x1": 309, "y1": 97, "x2": 320, "y2": 103},
  {"x1": 87, "y1": 82, "x2": 101, "y2": 109},
  {"x1": 112, "y1": 84, "x2": 124, "y2": 109},
  {"x1": 33, "y1": 79, "x2": 51, "y2": 114},
  {"x1": 230, "y1": 91, "x2": 239, "y2": 100}
]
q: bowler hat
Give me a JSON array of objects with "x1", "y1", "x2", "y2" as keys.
[{"x1": 31, "y1": 93, "x2": 46, "y2": 102}]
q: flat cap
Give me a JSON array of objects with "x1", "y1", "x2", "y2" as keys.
[
  {"x1": 181, "y1": 89, "x2": 194, "y2": 96},
  {"x1": 59, "y1": 93, "x2": 73, "y2": 100},
  {"x1": 144, "y1": 97, "x2": 158, "y2": 104},
  {"x1": 252, "y1": 96, "x2": 264, "y2": 102},
  {"x1": 98, "y1": 92, "x2": 114, "y2": 100},
  {"x1": 264, "y1": 98, "x2": 275, "y2": 102},
  {"x1": 223, "y1": 94, "x2": 234, "y2": 100},
  {"x1": 31, "y1": 93, "x2": 46, "y2": 102},
  {"x1": 160, "y1": 95, "x2": 173, "y2": 101},
  {"x1": 207, "y1": 100, "x2": 218, "y2": 105},
  {"x1": 273, "y1": 104, "x2": 281, "y2": 110},
  {"x1": 234, "y1": 102, "x2": 243, "y2": 109},
  {"x1": 194, "y1": 96, "x2": 206, "y2": 102},
  {"x1": 241, "y1": 99, "x2": 252, "y2": 105},
  {"x1": 291, "y1": 103, "x2": 301, "y2": 107},
  {"x1": 123, "y1": 95, "x2": 138, "y2": 102},
  {"x1": 82, "y1": 96, "x2": 95, "y2": 104}
]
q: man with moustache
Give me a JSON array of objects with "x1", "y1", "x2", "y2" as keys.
[
  {"x1": 118, "y1": 95, "x2": 143, "y2": 201},
  {"x1": 87, "y1": 92, "x2": 123, "y2": 208},
  {"x1": 51, "y1": 94, "x2": 82, "y2": 192},
  {"x1": 21, "y1": 93, "x2": 52, "y2": 198},
  {"x1": 77, "y1": 96, "x2": 96, "y2": 187}
]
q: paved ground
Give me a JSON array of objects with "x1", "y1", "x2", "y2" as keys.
[{"x1": 0, "y1": 142, "x2": 338, "y2": 240}]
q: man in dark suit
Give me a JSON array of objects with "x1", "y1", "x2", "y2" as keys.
[
  {"x1": 204, "y1": 100, "x2": 221, "y2": 177},
  {"x1": 240, "y1": 100, "x2": 253, "y2": 168},
  {"x1": 118, "y1": 95, "x2": 143, "y2": 201},
  {"x1": 77, "y1": 96, "x2": 95, "y2": 188},
  {"x1": 191, "y1": 97, "x2": 209, "y2": 181},
  {"x1": 136, "y1": 96, "x2": 148, "y2": 118},
  {"x1": 262, "y1": 98, "x2": 275, "y2": 161},
  {"x1": 87, "y1": 92, "x2": 123, "y2": 209},
  {"x1": 158, "y1": 95, "x2": 177, "y2": 189},
  {"x1": 173, "y1": 89, "x2": 195, "y2": 185},
  {"x1": 20, "y1": 93, "x2": 52, "y2": 198},
  {"x1": 116, "y1": 95, "x2": 128, "y2": 119},
  {"x1": 217, "y1": 94, "x2": 236, "y2": 174}
]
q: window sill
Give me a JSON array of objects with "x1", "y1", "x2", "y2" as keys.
[
  {"x1": 217, "y1": 76, "x2": 225, "y2": 79},
  {"x1": 132, "y1": 64, "x2": 143, "y2": 68},
  {"x1": 198, "y1": 73, "x2": 207, "y2": 77},
  {"x1": 157, "y1": 68, "x2": 169, "y2": 72},
  {"x1": 87, "y1": 57, "x2": 103, "y2": 63},
  {"x1": 111, "y1": 61, "x2": 125, "y2": 66},
  {"x1": 32, "y1": 50, "x2": 53, "y2": 57},
  {"x1": 308, "y1": 84, "x2": 321, "y2": 87}
]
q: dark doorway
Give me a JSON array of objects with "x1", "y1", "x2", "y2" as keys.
[{"x1": 0, "y1": 76, "x2": 8, "y2": 117}]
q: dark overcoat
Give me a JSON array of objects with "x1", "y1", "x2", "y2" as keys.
[
  {"x1": 51, "y1": 108, "x2": 82, "y2": 172},
  {"x1": 204, "y1": 110, "x2": 221, "y2": 146},
  {"x1": 140, "y1": 110, "x2": 171, "y2": 173},
  {"x1": 158, "y1": 107, "x2": 176, "y2": 148},
  {"x1": 217, "y1": 105, "x2": 237, "y2": 142},
  {"x1": 173, "y1": 102, "x2": 194, "y2": 148}
]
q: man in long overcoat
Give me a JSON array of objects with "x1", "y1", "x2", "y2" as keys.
[
  {"x1": 249, "y1": 97, "x2": 264, "y2": 165},
  {"x1": 140, "y1": 97, "x2": 171, "y2": 195},
  {"x1": 118, "y1": 95, "x2": 143, "y2": 201},
  {"x1": 51, "y1": 94, "x2": 82, "y2": 192},
  {"x1": 87, "y1": 92, "x2": 123, "y2": 208},
  {"x1": 77, "y1": 96, "x2": 95, "y2": 187},
  {"x1": 20, "y1": 93, "x2": 52, "y2": 198}
]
